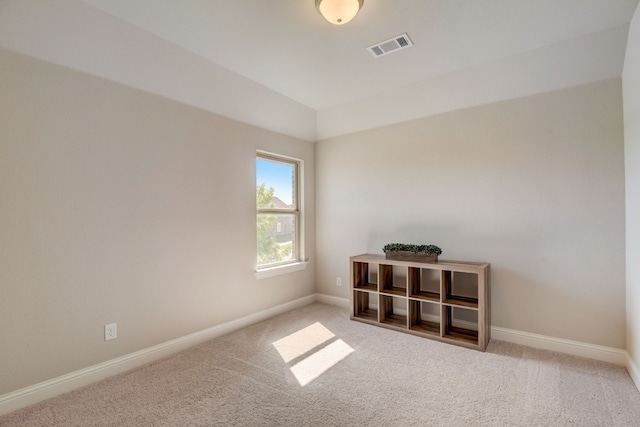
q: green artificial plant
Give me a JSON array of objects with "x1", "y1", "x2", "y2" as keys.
[{"x1": 382, "y1": 243, "x2": 442, "y2": 256}]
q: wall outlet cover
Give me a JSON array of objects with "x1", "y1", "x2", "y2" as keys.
[{"x1": 105, "y1": 323, "x2": 117, "y2": 341}]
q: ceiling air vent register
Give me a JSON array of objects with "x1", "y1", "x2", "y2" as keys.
[{"x1": 367, "y1": 33, "x2": 414, "y2": 58}]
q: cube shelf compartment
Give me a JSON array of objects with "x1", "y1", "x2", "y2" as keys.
[
  {"x1": 353, "y1": 290, "x2": 378, "y2": 321},
  {"x1": 379, "y1": 264, "x2": 407, "y2": 296},
  {"x1": 442, "y1": 270, "x2": 479, "y2": 308},
  {"x1": 409, "y1": 300, "x2": 440, "y2": 335},
  {"x1": 408, "y1": 267, "x2": 440, "y2": 302},
  {"x1": 443, "y1": 305, "x2": 479, "y2": 345},
  {"x1": 379, "y1": 295, "x2": 407, "y2": 328},
  {"x1": 352, "y1": 261, "x2": 378, "y2": 291},
  {"x1": 350, "y1": 254, "x2": 490, "y2": 351}
]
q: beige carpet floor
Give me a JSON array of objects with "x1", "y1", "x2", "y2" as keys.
[{"x1": 1, "y1": 303, "x2": 639, "y2": 426}]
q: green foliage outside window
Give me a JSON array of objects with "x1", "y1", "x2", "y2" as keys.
[{"x1": 257, "y1": 183, "x2": 291, "y2": 265}]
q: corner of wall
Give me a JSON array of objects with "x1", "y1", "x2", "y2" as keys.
[
  {"x1": 623, "y1": 0, "x2": 640, "y2": 385},
  {"x1": 627, "y1": 352, "x2": 640, "y2": 392}
]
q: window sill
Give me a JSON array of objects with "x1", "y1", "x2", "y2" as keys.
[{"x1": 255, "y1": 261, "x2": 308, "y2": 280}]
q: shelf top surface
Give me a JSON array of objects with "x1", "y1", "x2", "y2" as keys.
[{"x1": 350, "y1": 254, "x2": 490, "y2": 271}]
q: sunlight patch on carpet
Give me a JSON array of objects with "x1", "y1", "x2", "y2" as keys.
[
  {"x1": 289, "y1": 338, "x2": 354, "y2": 386},
  {"x1": 272, "y1": 322, "x2": 355, "y2": 386},
  {"x1": 272, "y1": 322, "x2": 335, "y2": 363}
]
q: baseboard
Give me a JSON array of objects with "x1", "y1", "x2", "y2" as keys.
[
  {"x1": 627, "y1": 352, "x2": 640, "y2": 391},
  {"x1": 494, "y1": 327, "x2": 637, "y2": 392},
  {"x1": 491, "y1": 326, "x2": 627, "y2": 366},
  {"x1": 314, "y1": 293, "x2": 350, "y2": 308},
  {"x1": 0, "y1": 294, "x2": 316, "y2": 416}
]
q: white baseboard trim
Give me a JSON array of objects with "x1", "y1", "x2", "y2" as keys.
[
  {"x1": 0, "y1": 294, "x2": 316, "y2": 417},
  {"x1": 626, "y1": 352, "x2": 640, "y2": 391},
  {"x1": 490, "y1": 326, "x2": 627, "y2": 366},
  {"x1": 315, "y1": 293, "x2": 350, "y2": 308}
]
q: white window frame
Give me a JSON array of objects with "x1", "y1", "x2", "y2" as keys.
[{"x1": 255, "y1": 151, "x2": 307, "y2": 279}]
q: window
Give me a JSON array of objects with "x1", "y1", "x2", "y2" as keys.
[{"x1": 256, "y1": 152, "x2": 302, "y2": 271}]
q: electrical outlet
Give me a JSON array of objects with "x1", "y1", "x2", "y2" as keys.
[
  {"x1": 336, "y1": 277, "x2": 342, "y2": 287},
  {"x1": 105, "y1": 323, "x2": 117, "y2": 341}
]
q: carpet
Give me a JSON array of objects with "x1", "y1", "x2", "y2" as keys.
[{"x1": 1, "y1": 303, "x2": 639, "y2": 426}]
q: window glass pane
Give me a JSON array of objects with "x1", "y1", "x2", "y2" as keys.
[
  {"x1": 257, "y1": 213, "x2": 296, "y2": 266},
  {"x1": 256, "y1": 154, "x2": 300, "y2": 269},
  {"x1": 256, "y1": 158, "x2": 295, "y2": 209}
]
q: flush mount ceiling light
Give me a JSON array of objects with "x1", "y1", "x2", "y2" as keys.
[{"x1": 315, "y1": 0, "x2": 363, "y2": 25}]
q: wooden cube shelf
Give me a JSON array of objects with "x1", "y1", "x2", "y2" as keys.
[{"x1": 350, "y1": 254, "x2": 490, "y2": 351}]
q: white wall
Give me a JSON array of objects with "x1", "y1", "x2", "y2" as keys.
[
  {"x1": 316, "y1": 80, "x2": 626, "y2": 348},
  {"x1": 0, "y1": 48, "x2": 315, "y2": 395},
  {"x1": 623, "y1": 3, "x2": 640, "y2": 382}
]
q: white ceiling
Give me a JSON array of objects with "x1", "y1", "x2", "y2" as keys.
[
  {"x1": 79, "y1": 0, "x2": 639, "y2": 109},
  {"x1": 1, "y1": 0, "x2": 639, "y2": 140}
]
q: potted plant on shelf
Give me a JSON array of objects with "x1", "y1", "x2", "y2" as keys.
[{"x1": 383, "y1": 243, "x2": 442, "y2": 263}]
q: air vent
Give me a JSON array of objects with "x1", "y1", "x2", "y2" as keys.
[{"x1": 367, "y1": 33, "x2": 413, "y2": 58}]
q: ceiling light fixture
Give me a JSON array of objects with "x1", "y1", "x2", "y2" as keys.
[{"x1": 315, "y1": 0, "x2": 363, "y2": 25}]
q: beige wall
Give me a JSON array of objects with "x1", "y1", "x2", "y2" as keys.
[
  {"x1": 316, "y1": 79, "x2": 626, "y2": 348},
  {"x1": 624, "y1": 3, "x2": 640, "y2": 377},
  {"x1": 0, "y1": 48, "x2": 315, "y2": 395}
]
